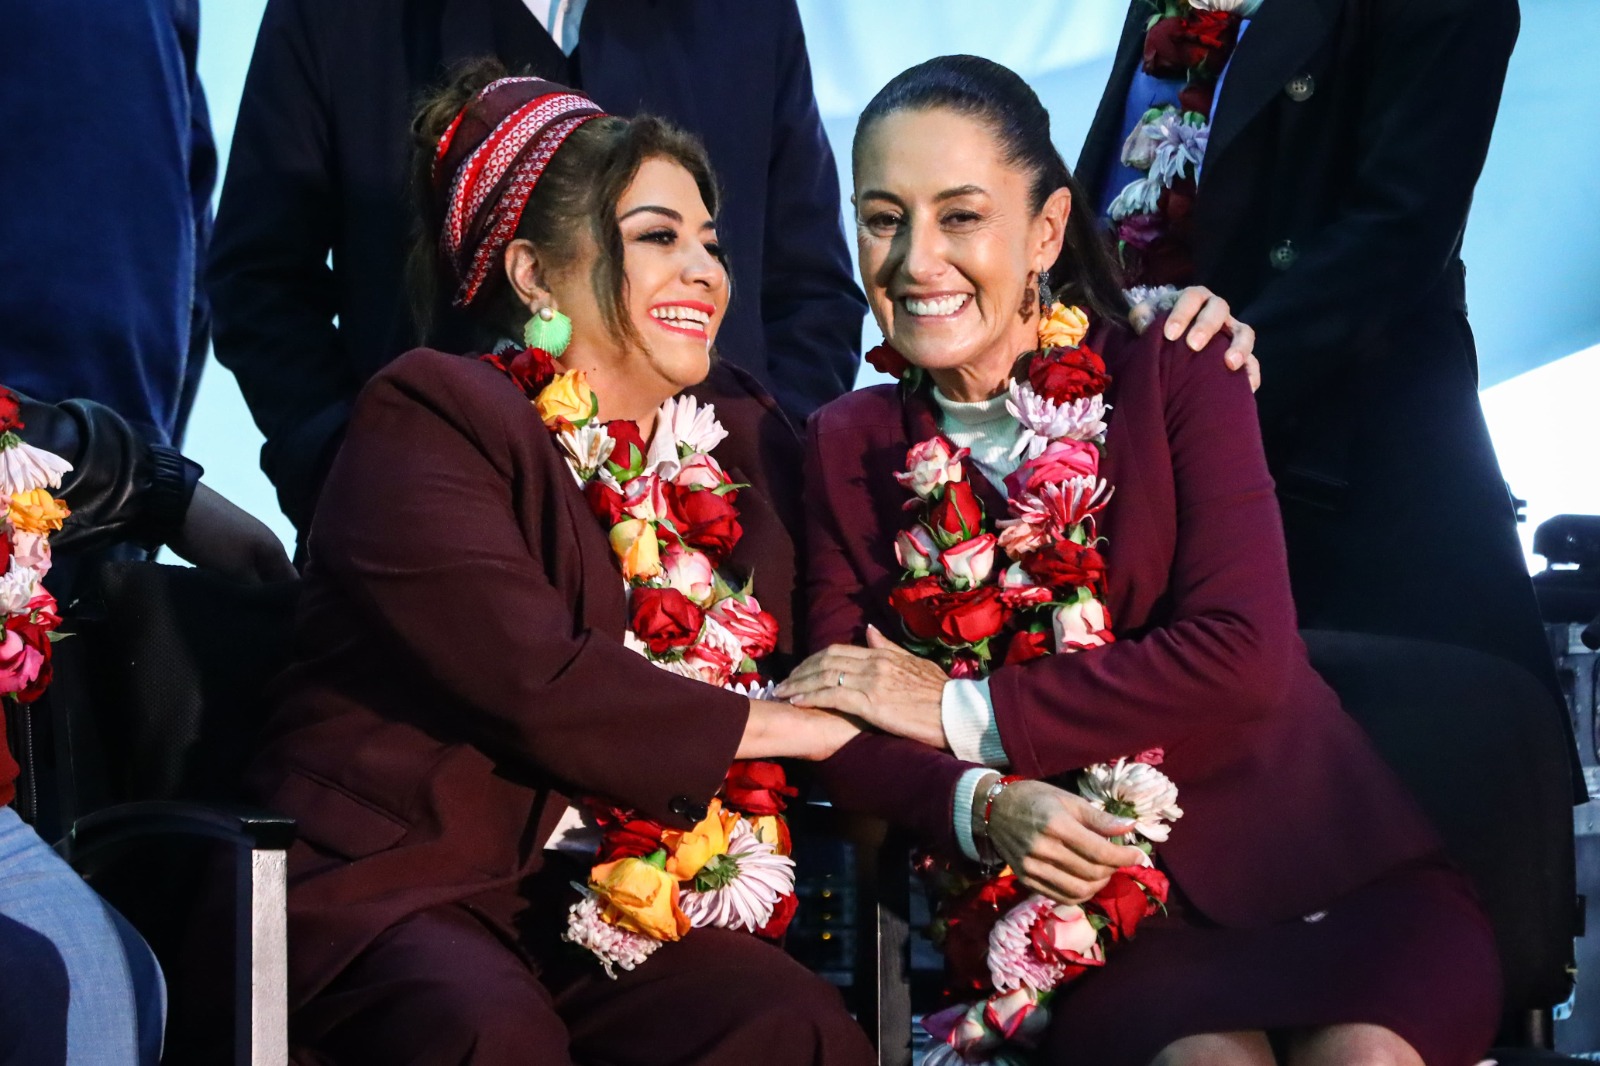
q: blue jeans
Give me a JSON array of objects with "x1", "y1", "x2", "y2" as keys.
[{"x1": 0, "y1": 806, "x2": 164, "y2": 1065}]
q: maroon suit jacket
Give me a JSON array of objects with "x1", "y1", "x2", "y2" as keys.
[
  {"x1": 809, "y1": 319, "x2": 1442, "y2": 929},
  {"x1": 245, "y1": 350, "x2": 804, "y2": 1008}
]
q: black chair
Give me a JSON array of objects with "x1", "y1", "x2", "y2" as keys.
[
  {"x1": 1301, "y1": 630, "x2": 1582, "y2": 1059},
  {"x1": 38, "y1": 560, "x2": 299, "y2": 1065}
]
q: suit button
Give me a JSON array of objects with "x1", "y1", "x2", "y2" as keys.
[
  {"x1": 669, "y1": 795, "x2": 707, "y2": 822},
  {"x1": 1285, "y1": 73, "x2": 1315, "y2": 102},
  {"x1": 1269, "y1": 240, "x2": 1298, "y2": 271}
]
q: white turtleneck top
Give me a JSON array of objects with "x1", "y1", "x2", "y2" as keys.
[{"x1": 930, "y1": 388, "x2": 1018, "y2": 860}]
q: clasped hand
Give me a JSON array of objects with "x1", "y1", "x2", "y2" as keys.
[
  {"x1": 773, "y1": 626, "x2": 949, "y2": 748},
  {"x1": 985, "y1": 779, "x2": 1149, "y2": 906}
]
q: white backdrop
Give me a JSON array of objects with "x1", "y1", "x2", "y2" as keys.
[{"x1": 189, "y1": 0, "x2": 1600, "y2": 565}]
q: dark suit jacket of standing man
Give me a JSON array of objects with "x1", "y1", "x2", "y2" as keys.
[
  {"x1": 1077, "y1": 0, "x2": 1557, "y2": 693},
  {"x1": 209, "y1": 0, "x2": 866, "y2": 540}
]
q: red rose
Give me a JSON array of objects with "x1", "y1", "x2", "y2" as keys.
[
  {"x1": 927, "y1": 481, "x2": 984, "y2": 546},
  {"x1": 1143, "y1": 11, "x2": 1238, "y2": 79},
  {"x1": 629, "y1": 586, "x2": 704, "y2": 655},
  {"x1": 865, "y1": 343, "x2": 909, "y2": 378},
  {"x1": 0, "y1": 532, "x2": 11, "y2": 573},
  {"x1": 603, "y1": 420, "x2": 648, "y2": 475},
  {"x1": 722, "y1": 760, "x2": 799, "y2": 815},
  {"x1": 938, "y1": 587, "x2": 1009, "y2": 645},
  {"x1": 0, "y1": 389, "x2": 22, "y2": 433},
  {"x1": 596, "y1": 816, "x2": 668, "y2": 862},
  {"x1": 890, "y1": 578, "x2": 1010, "y2": 647},
  {"x1": 755, "y1": 891, "x2": 799, "y2": 940},
  {"x1": 481, "y1": 347, "x2": 557, "y2": 397},
  {"x1": 888, "y1": 575, "x2": 947, "y2": 643},
  {"x1": 1178, "y1": 80, "x2": 1215, "y2": 119},
  {"x1": 1092, "y1": 865, "x2": 1170, "y2": 942},
  {"x1": 940, "y1": 873, "x2": 1026, "y2": 998},
  {"x1": 5, "y1": 604, "x2": 55, "y2": 704},
  {"x1": 1026, "y1": 347, "x2": 1110, "y2": 406},
  {"x1": 1020, "y1": 541, "x2": 1107, "y2": 592},
  {"x1": 668, "y1": 485, "x2": 743, "y2": 563},
  {"x1": 584, "y1": 480, "x2": 626, "y2": 526},
  {"x1": 1003, "y1": 628, "x2": 1052, "y2": 665},
  {"x1": 731, "y1": 670, "x2": 764, "y2": 688}
]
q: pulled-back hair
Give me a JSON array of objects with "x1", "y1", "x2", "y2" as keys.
[
  {"x1": 853, "y1": 55, "x2": 1127, "y2": 325},
  {"x1": 409, "y1": 59, "x2": 723, "y2": 352}
]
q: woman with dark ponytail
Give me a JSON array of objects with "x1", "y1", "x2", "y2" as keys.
[{"x1": 778, "y1": 56, "x2": 1500, "y2": 1066}]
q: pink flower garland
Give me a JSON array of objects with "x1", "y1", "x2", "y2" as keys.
[
  {"x1": 0, "y1": 389, "x2": 69, "y2": 705},
  {"x1": 866, "y1": 314, "x2": 1187, "y2": 1062}
]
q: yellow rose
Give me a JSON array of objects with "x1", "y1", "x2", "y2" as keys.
[
  {"x1": 535, "y1": 370, "x2": 596, "y2": 429},
  {"x1": 662, "y1": 798, "x2": 739, "y2": 881},
  {"x1": 609, "y1": 518, "x2": 663, "y2": 580},
  {"x1": 9, "y1": 489, "x2": 69, "y2": 535},
  {"x1": 747, "y1": 814, "x2": 792, "y2": 856},
  {"x1": 589, "y1": 856, "x2": 690, "y2": 941},
  {"x1": 1038, "y1": 302, "x2": 1090, "y2": 350}
]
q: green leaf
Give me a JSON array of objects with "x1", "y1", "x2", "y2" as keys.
[{"x1": 645, "y1": 848, "x2": 668, "y2": 870}]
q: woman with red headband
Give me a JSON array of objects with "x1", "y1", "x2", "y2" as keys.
[{"x1": 242, "y1": 64, "x2": 874, "y2": 1064}]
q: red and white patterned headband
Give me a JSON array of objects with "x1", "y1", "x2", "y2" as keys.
[{"x1": 434, "y1": 77, "x2": 605, "y2": 308}]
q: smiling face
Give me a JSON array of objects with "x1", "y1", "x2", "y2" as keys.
[
  {"x1": 854, "y1": 107, "x2": 1070, "y2": 400},
  {"x1": 509, "y1": 155, "x2": 728, "y2": 423}
]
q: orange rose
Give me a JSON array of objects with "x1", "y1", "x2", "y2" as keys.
[
  {"x1": 1038, "y1": 302, "x2": 1090, "y2": 350},
  {"x1": 662, "y1": 798, "x2": 738, "y2": 881},
  {"x1": 8, "y1": 490, "x2": 69, "y2": 535},
  {"x1": 535, "y1": 370, "x2": 597, "y2": 429},
  {"x1": 609, "y1": 518, "x2": 663, "y2": 580},
  {"x1": 589, "y1": 855, "x2": 690, "y2": 941},
  {"x1": 746, "y1": 814, "x2": 792, "y2": 856}
]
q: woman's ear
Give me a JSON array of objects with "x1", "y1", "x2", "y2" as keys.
[
  {"x1": 503, "y1": 238, "x2": 551, "y2": 312},
  {"x1": 1034, "y1": 186, "x2": 1073, "y2": 269}
]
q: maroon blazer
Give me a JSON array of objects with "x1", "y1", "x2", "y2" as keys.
[
  {"x1": 244, "y1": 349, "x2": 804, "y2": 1008},
  {"x1": 808, "y1": 319, "x2": 1442, "y2": 929}
]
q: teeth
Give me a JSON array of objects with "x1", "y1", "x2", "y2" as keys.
[
  {"x1": 904, "y1": 294, "x2": 969, "y2": 317},
  {"x1": 651, "y1": 305, "x2": 710, "y2": 327}
]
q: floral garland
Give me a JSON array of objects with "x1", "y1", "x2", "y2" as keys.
[
  {"x1": 867, "y1": 309, "x2": 1184, "y2": 1063},
  {"x1": 1106, "y1": 0, "x2": 1252, "y2": 287},
  {"x1": 480, "y1": 347, "x2": 800, "y2": 977},
  {"x1": 919, "y1": 756, "x2": 1180, "y2": 1065},
  {"x1": 0, "y1": 389, "x2": 70, "y2": 706},
  {"x1": 881, "y1": 303, "x2": 1115, "y2": 675}
]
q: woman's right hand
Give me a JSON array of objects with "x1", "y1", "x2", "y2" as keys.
[
  {"x1": 738, "y1": 698, "x2": 862, "y2": 762},
  {"x1": 979, "y1": 778, "x2": 1149, "y2": 905}
]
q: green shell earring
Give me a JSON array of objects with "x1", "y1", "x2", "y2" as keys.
[{"x1": 523, "y1": 305, "x2": 573, "y2": 357}]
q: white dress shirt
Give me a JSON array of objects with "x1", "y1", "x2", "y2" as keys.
[{"x1": 519, "y1": 0, "x2": 587, "y2": 55}]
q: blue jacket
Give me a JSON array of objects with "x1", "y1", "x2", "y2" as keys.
[{"x1": 0, "y1": 0, "x2": 215, "y2": 447}]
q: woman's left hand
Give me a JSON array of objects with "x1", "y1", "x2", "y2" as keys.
[
  {"x1": 773, "y1": 626, "x2": 949, "y2": 749},
  {"x1": 1130, "y1": 286, "x2": 1260, "y2": 393}
]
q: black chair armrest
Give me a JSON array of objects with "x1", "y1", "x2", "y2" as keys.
[{"x1": 59, "y1": 801, "x2": 296, "y2": 866}]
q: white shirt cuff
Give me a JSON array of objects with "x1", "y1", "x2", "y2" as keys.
[
  {"x1": 953, "y1": 767, "x2": 999, "y2": 862},
  {"x1": 941, "y1": 678, "x2": 1009, "y2": 767}
]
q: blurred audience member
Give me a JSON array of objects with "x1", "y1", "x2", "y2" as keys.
[
  {"x1": 210, "y1": 0, "x2": 865, "y2": 541},
  {"x1": 0, "y1": 0, "x2": 215, "y2": 449},
  {"x1": 0, "y1": 387, "x2": 291, "y2": 1066},
  {"x1": 1078, "y1": 0, "x2": 1553, "y2": 692}
]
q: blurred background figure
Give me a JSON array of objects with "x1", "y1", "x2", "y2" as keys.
[
  {"x1": 208, "y1": 0, "x2": 865, "y2": 544},
  {"x1": 0, "y1": 0, "x2": 215, "y2": 452},
  {"x1": 1076, "y1": 0, "x2": 1556, "y2": 695}
]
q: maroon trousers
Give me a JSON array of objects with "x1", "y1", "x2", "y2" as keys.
[{"x1": 287, "y1": 873, "x2": 875, "y2": 1066}]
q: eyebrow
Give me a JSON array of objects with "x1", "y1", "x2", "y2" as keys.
[
  {"x1": 618, "y1": 205, "x2": 717, "y2": 230},
  {"x1": 858, "y1": 184, "x2": 989, "y2": 204}
]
